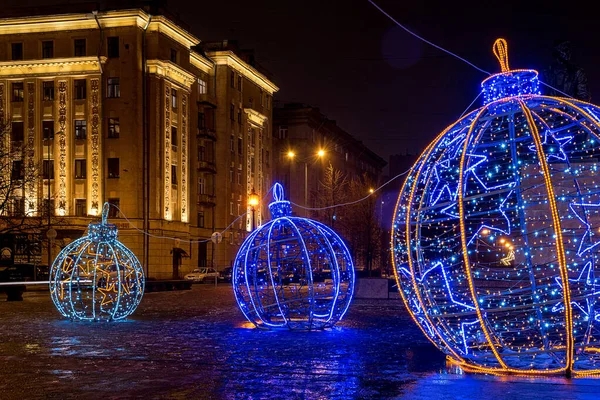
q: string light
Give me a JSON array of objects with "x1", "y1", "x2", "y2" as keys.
[
  {"x1": 232, "y1": 183, "x2": 355, "y2": 330},
  {"x1": 392, "y1": 39, "x2": 600, "y2": 377},
  {"x1": 49, "y1": 203, "x2": 144, "y2": 321}
]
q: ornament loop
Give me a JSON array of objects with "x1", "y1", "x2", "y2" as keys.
[
  {"x1": 493, "y1": 38, "x2": 510, "y2": 72},
  {"x1": 273, "y1": 182, "x2": 285, "y2": 202},
  {"x1": 102, "y1": 202, "x2": 110, "y2": 224}
]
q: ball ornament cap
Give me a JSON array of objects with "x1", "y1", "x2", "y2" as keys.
[
  {"x1": 233, "y1": 183, "x2": 355, "y2": 330},
  {"x1": 49, "y1": 202, "x2": 144, "y2": 321},
  {"x1": 392, "y1": 39, "x2": 600, "y2": 376}
]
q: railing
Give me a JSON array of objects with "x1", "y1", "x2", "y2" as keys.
[
  {"x1": 197, "y1": 160, "x2": 217, "y2": 173},
  {"x1": 197, "y1": 127, "x2": 216, "y2": 140},
  {"x1": 197, "y1": 193, "x2": 216, "y2": 206}
]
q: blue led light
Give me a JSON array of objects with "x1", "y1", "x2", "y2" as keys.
[
  {"x1": 232, "y1": 183, "x2": 355, "y2": 330},
  {"x1": 49, "y1": 203, "x2": 145, "y2": 321},
  {"x1": 392, "y1": 39, "x2": 600, "y2": 375}
]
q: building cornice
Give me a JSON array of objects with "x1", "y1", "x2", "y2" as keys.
[
  {"x1": 146, "y1": 59, "x2": 195, "y2": 89},
  {"x1": 244, "y1": 108, "x2": 268, "y2": 126},
  {"x1": 208, "y1": 50, "x2": 278, "y2": 95},
  {"x1": 190, "y1": 51, "x2": 213, "y2": 74},
  {"x1": 0, "y1": 56, "x2": 106, "y2": 78},
  {"x1": 0, "y1": 10, "x2": 200, "y2": 49}
]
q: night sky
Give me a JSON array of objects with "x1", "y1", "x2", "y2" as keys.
[{"x1": 7, "y1": 0, "x2": 600, "y2": 171}]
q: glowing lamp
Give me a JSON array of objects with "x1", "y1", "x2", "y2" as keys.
[
  {"x1": 287, "y1": 150, "x2": 296, "y2": 158},
  {"x1": 49, "y1": 203, "x2": 144, "y2": 321},
  {"x1": 248, "y1": 191, "x2": 259, "y2": 208},
  {"x1": 233, "y1": 183, "x2": 355, "y2": 330},
  {"x1": 317, "y1": 149, "x2": 326, "y2": 157},
  {"x1": 392, "y1": 39, "x2": 600, "y2": 376}
]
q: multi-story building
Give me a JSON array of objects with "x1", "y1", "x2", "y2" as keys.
[
  {"x1": 0, "y1": 7, "x2": 278, "y2": 278},
  {"x1": 273, "y1": 103, "x2": 386, "y2": 216}
]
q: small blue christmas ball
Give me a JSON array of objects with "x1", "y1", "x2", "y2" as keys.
[
  {"x1": 233, "y1": 183, "x2": 355, "y2": 330},
  {"x1": 49, "y1": 203, "x2": 144, "y2": 321},
  {"x1": 392, "y1": 39, "x2": 600, "y2": 376}
]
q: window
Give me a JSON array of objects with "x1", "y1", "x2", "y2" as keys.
[
  {"x1": 171, "y1": 165, "x2": 178, "y2": 185},
  {"x1": 237, "y1": 203, "x2": 241, "y2": 216},
  {"x1": 8, "y1": 197, "x2": 25, "y2": 216},
  {"x1": 42, "y1": 41, "x2": 53, "y2": 58},
  {"x1": 108, "y1": 198, "x2": 119, "y2": 218},
  {"x1": 74, "y1": 120, "x2": 87, "y2": 140},
  {"x1": 238, "y1": 137, "x2": 243, "y2": 155},
  {"x1": 43, "y1": 160, "x2": 54, "y2": 179},
  {"x1": 74, "y1": 39, "x2": 86, "y2": 57},
  {"x1": 197, "y1": 177, "x2": 206, "y2": 194},
  {"x1": 230, "y1": 135, "x2": 235, "y2": 152},
  {"x1": 171, "y1": 126, "x2": 178, "y2": 149},
  {"x1": 230, "y1": 201, "x2": 233, "y2": 215},
  {"x1": 108, "y1": 118, "x2": 119, "y2": 138},
  {"x1": 108, "y1": 158, "x2": 119, "y2": 178},
  {"x1": 11, "y1": 160, "x2": 24, "y2": 180},
  {"x1": 266, "y1": 95, "x2": 270, "y2": 110},
  {"x1": 11, "y1": 43, "x2": 23, "y2": 61},
  {"x1": 278, "y1": 126, "x2": 288, "y2": 139},
  {"x1": 237, "y1": 75, "x2": 242, "y2": 90},
  {"x1": 107, "y1": 77, "x2": 120, "y2": 98},
  {"x1": 43, "y1": 81, "x2": 54, "y2": 101},
  {"x1": 107, "y1": 37, "x2": 119, "y2": 58},
  {"x1": 198, "y1": 145, "x2": 206, "y2": 161},
  {"x1": 230, "y1": 104, "x2": 235, "y2": 121},
  {"x1": 171, "y1": 88, "x2": 177, "y2": 109},
  {"x1": 198, "y1": 112, "x2": 205, "y2": 129},
  {"x1": 229, "y1": 169, "x2": 233, "y2": 183},
  {"x1": 75, "y1": 159, "x2": 86, "y2": 179},
  {"x1": 197, "y1": 211, "x2": 205, "y2": 228},
  {"x1": 198, "y1": 79, "x2": 207, "y2": 94},
  {"x1": 43, "y1": 121, "x2": 54, "y2": 140},
  {"x1": 266, "y1": 150, "x2": 270, "y2": 167},
  {"x1": 75, "y1": 199, "x2": 86, "y2": 216},
  {"x1": 230, "y1": 71, "x2": 235, "y2": 88},
  {"x1": 12, "y1": 82, "x2": 24, "y2": 102},
  {"x1": 11, "y1": 122, "x2": 24, "y2": 141},
  {"x1": 170, "y1": 48, "x2": 178, "y2": 63},
  {"x1": 237, "y1": 170, "x2": 241, "y2": 185},
  {"x1": 237, "y1": 109, "x2": 242, "y2": 125},
  {"x1": 259, "y1": 89, "x2": 264, "y2": 106},
  {"x1": 250, "y1": 156, "x2": 255, "y2": 173},
  {"x1": 74, "y1": 79, "x2": 86, "y2": 100}
]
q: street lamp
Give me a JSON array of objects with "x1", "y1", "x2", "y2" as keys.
[
  {"x1": 286, "y1": 148, "x2": 326, "y2": 211},
  {"x1": 248, "y1": 188, "x2": 259, "y2": 230}
]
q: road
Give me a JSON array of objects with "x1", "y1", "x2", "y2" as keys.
[{"x1": 0, "y1": 285, "x2": 599, "y2": 399}]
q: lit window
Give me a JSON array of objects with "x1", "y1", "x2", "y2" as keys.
[
  {"x1": 74, "y1": 159, "x2": 86, "y2": 179},
  {"x1": 198, "y1": 79, "x2": 207, "y2": 95},
  {"x1": 108, "y1": 118, "x2": 119, "y2": 138},
  {"x1": 12, "y1": 82, "x2": 24, "y2": 102},
  {"x1": 171, "y1": 89, "x2": 177, "y2": 109}
]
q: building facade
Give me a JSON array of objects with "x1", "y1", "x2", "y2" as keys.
[
  {"x1": 0, "y1": 8, "x2": 277, "y2": 278},
  {"x1": 273, "y1": 103, "x2": 386, "y2": 215}
]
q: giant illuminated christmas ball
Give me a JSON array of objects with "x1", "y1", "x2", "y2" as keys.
[
  {"x1": 392, "y1": 39, "x2": 600, "y2": 377},
  {"x1": 50, "y1": 203, "x2": 144, "y2": 321},
  {"x1": 233, "y1": 183, "x2": 354, "y2": 330}
]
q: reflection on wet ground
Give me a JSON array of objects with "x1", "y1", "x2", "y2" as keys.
[{"x1": 0, "y1": 286, "x2": 599, "y2": 399}]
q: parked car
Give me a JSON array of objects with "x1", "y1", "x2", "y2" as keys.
[
  {"x1": 219, "y1": 267, "x2": 233, "y2": 283},
  {"x1": 184, "y1": 268, "x2": 220, "y2": 283}
]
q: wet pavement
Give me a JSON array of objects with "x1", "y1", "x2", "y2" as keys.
[{"x1": 1, "y1": 285, "x2": 600, "y2": 399}]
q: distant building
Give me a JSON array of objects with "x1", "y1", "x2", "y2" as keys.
[
  {"x1": 273, "y1": 103, "x2": 386, "y2": 214},
  {"x1": 0, "y1": 7, "x2": 278, "y2": 278}
]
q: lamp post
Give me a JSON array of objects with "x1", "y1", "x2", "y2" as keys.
[
  {"x1": 286, "y1": 148, "x2": 325, "y2": 214},
  {"x1": 248, "y1": 189, "x2": 259, "y2": 231}
]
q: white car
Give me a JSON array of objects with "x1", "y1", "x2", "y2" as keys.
[{"x1": 184, "y1": 268, "x2": 220, "y2": 283}]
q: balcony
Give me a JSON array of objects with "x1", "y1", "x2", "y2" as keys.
[
  {"x1": 197, "y1": 127, "x2": 216, "y2": 141},
  {"x1": 197, "y1": 193, "x2": 216, "y2": 207},
  {"x1": 197, "y1": 93, "x2": 217, "y2": 108},
  {"x1": 197, "y1": 160, "x2": 217, "y2": 173}
]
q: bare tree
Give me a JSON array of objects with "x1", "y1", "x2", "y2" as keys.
[
  {"x1": 345, "y1": 173, "x2": 382, "y2": 276},
  {"x1": 312, "y1": 162, "x2": 348, "y2": 228}
]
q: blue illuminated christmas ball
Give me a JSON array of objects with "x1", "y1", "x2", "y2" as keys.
[
  {"x1": 233, "y1": 183, "x2": 355, "y2": 330},
  {"x1": 49, "y1": 203, "x2": 144, "y2": 321},
  {"x1": 392, "y1": 39, "x2": 600, "y2": 376}
]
